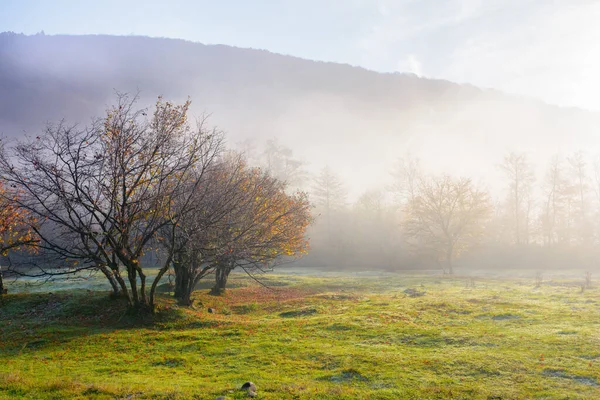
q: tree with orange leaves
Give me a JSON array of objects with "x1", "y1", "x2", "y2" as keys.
[
  {"x1": 209, "y1": 157, "x2": 312, "y2": 294},
  {"x1": 0, "y1": 182, "x2": 37, "y2": 294},
  {"x1": 165, "y1": 153, "x2": 312, "y2": 305}
]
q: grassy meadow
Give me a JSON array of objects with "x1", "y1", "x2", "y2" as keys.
[{"x1": 1, "y1": 270, "x2": 600, "y2": 399}]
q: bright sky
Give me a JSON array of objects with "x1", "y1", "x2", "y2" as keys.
[{"x1": 2, "y1": 0, "x2": 600, "y2": 111}]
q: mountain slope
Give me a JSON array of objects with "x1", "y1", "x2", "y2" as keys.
[{"x1": 1, "y1": 32, "x2": 598, "y2": 193}]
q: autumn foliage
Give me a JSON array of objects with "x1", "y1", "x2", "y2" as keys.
[
  {"x1": 0, "y1": 183, "x2": 37, "y2": 256},
  {"x1": 0, "y1": 95, "x2": 312, "y2": 310},
  {"x1": 167, "y1": 154, "x2": 312, "y2": 305},
  {"x1": 0, "y1": 182, "x2": 38, "y2": 294}
]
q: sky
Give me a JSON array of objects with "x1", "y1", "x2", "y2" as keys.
[{"x1": 2, "y1": 0, "x2": 600, "y2": 111}]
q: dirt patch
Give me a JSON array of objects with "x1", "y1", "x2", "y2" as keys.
[
  {"x1": 279, "y1": 308, "x2": 319, "y2": 318},
  {"x1": 542, "y1": 369, "x2": 599, "y2": 386},
  {"x1": 221, "y1": 286, "x2": 314, "y2": 307},
  {"x1": 315, "y1": 294, "x2": 361, "y2": 301},
  {"x1": 152, "y1": 358, "x2": 186, "y2": 368},
  {"x1": 491, "y1": 314, "x2": 520, "y2": 321},
  {"x1": 319, "y1": 368, "x2": 369, "y2": 383}
]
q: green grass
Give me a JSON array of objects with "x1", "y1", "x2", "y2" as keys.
[{"x1": 1, "y1": 272, "x2": 600, "y2": 399}]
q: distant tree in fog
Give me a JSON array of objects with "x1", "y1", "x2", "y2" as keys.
[
  {"x1": 567, "y1": 151, "x2": 592, "y2": 245},
  {"x1": 500, "y1": 152, "x2": 535, "y2": 245},
  {"x1": 404, "y1": 175, "x2": 492, "y2": 274},
  {"x1": 312, "y1": 165, "x2": 346, "y2": 240},
  {"x1": 312, "y1": 165, "x2": 347, "y2": 213},
  {"x1": 538, "y1": 152, "x2": 593, "y2": 247},
  {"x1": 262, "y1": 138, "x2": 308, "y2": 189},
  {"x1": 568, "y1": 152, "x2": 589, "y2": 214},
  {"x1": 351, "y1": 189, "x2": 399, "y2": 268},
  {"x1": 592, "y1": 156, "x2": 600, "y2": 225},
  {"x1": 540, "y1": 155, "x2": 571, "y2": 246},
  {"x1": 593, "y1": 156, "x2": 600, "y2": 206},
  {"x1": 390, "y1": 154, "x2": 421, "y2": 204},
  {"x1": 355, "y1": 189, "x2": 385, "y2": 215}
]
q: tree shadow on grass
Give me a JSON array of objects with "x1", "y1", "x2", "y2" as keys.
[{"x1": 0, "y1": 290, "x2": 194, "y2": 354}]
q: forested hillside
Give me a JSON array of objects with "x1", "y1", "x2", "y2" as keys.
[{"x1": 2, "y1": 32, "x2": 599, "y2": 192}]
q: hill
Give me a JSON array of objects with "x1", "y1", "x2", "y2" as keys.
[{"x1": 1, "y1": 32, "x2": 599, "y2": 193}]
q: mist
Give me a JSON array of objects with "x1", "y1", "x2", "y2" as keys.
[{"x1": 2, "y1": 31, "x2": 600, "y2": 278}]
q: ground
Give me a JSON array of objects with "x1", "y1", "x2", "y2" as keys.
[{"x1": 1, "y1": 270, "x2": 600, "y2": 399}]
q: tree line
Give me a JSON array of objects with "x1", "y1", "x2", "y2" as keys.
[{"x1": 304, "y1": 152, "x2": 600, "y2": 274}]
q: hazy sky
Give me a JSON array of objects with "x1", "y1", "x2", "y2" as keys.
[{"x1": 2, "y1": 0, "x2": 599, "y2": 111}]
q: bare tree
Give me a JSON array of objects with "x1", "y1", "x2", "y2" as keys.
[
  {"x1": 0, "y1": 122, "x2": 125, "y2": 295},
  {"x1": 540, "y1": 155, "x2": 569, "y2": 246},
  {"x1": 500, "y1": 151, "x2": 535, "y2": 245},
  {"x1": 593, "y1": 156, "x2": 600, "y2": 207},
  {"x1": 390, "y1": 154, "x2": 421, "y2": 205},
  {"x1": 312, "y1": 166, "x2": 346, "y2": 213},
  {"x1": 261, "y1": 138, "x2": 308, "y2": 189},
  {"x1": 351, "y1": 189, "x2": 399, "y2": 268},
  {"x1": 311, "y1": 165, "x2": 346, "y2": 247},
  {"x1": 567, "y1": 151, "x2": 592, "y2": 245},
  {"x1": 404, "y1": 174, "x2": 492, "y2": 274},
  {"x1": 0, "y1": 94, "x2": 223, "y2": 313}
]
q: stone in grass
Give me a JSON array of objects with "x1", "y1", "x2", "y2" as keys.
[{"x1": 241, "y1": 382, "x2": 257, "y2": 397}]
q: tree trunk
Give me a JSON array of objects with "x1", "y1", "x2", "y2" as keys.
[
  {"x1": 138, "y1": 266, "x2": 148, "y2": 305},
  {"x1": 181, "y1": 269, "x2": 200, "y2": 306},
  {"x1": 149, "y1": 261, "x2": 170, "y2": 311},
  {"x1": 173, "y1": 261, "x2": 189, "y2": 299},
  {"x1": 127, "y1": 267, "x2": 139, "y2": 304},
  {"x1": 107, "y1": 274, "x2": 120, "y2": 296},
  {"x1": 114, "y1": 271, "x2": 132, "y2": 306},
  {"x1": 124, "y1": 261, "x2": 151, "y2": 314},
  {"x1": 97, "y1": 264, "x2": 120, "y2": 297},
  {"x1": 212, "y1": 266, "x2": 233, "y2": 295},
  {"x1": 0, "y1": 266, "x2": 6, "y2": 295},
  {"x1": 172, "y1": 259, "x2": 195, "y2": 305},
  {"x1": 174, "y1": 269, "x2": 183, "y2": 298},
  {"x1": 446, "y1": 246, "x2": 454, "y2": 275},
  {"x1": 174, "y1": 262, "x2": 213, "y2": 306},
  {"x1": 178, "y1": 284, "x2": 194, "y2": 306}
]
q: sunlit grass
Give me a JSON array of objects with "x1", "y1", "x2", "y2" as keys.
[{"x1": 1, "y1": 272, "x2": 600, "y2": 399}]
